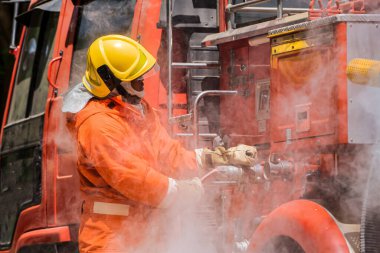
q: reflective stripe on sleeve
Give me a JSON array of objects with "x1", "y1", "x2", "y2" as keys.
[{"x1": 93, "y1": 201, "x2": 130, "y2": 216}]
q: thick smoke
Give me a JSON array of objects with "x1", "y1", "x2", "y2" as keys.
[{"x1": 53, "y1": 1, "x2": 380, "y2": 253}]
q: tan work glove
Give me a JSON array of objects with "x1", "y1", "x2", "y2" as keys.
[
  {"x1": 225, "y1": 144, "x2": 258, "y2": 167},
  {"x1": 200, "y1": 146, "x2": 229, "y2": 168}
]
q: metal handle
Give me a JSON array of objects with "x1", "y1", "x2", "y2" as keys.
[
  {"x1": 309, "y1": 0, "x2": 324, "y2": 10},
  {"x1": 167, "y1": 0, "x2": 173, "y2": 123},
  {"x1": 47, "y1": 55, "x2": 63, "y2": 90},
  {"x1": 193, "y1": 90, "x2": 238, "y2": 148},
  {"x1": 277, "y1": 0, "x2": 283, "y2": 18},
  {"x1": 10, "y1": 3, "x2": 19, "y2": 49}
]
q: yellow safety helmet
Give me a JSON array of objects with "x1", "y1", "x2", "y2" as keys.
[{"x1": 83, "y1": 35, "x2": 156, "y2": 98}]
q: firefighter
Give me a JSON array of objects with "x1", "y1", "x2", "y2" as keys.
[{"x1": 62, "y1": 34, "x2": 257, "y2": 253}]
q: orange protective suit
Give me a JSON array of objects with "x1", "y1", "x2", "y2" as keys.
[{"x1": 72, "y1": 96, "x2": 197, "y2": 253}]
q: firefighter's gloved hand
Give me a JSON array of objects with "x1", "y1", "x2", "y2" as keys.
[
  {"x1": 159, "y1": 178, "x2": 203, "y2": 209},
  {"x1": 174, "y1": 178, "x2": 204, "y2": 209},
  {"x1": 176, "y1": 178, "x2": 204, "y2": 202},
  {"x1": 199, "y1": 146, "x2": 229, "y2": 169},
  {"x1": 225, "y1": 144, "x2": 258, "y2": 167}
]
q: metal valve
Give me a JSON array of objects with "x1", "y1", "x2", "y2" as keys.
[
  {"x1": 247, "y1": 163, "x2": 270, "y2": 183},
  {"x1": 264, "y1": 158, "x2": 294, "y2": 180}
]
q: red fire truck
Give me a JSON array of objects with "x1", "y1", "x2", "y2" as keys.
[{"x1": 1, "y1": 0, "x2": 380, "y2": 252}]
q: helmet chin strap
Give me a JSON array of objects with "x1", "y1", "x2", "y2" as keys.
[{"x1": 116, "y1": 85, "x2": 142, "y2": 105}]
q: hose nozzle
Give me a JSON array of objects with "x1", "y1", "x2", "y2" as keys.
[{"x1": 201, "y1": 166, "x2": 243, "y2": 182}]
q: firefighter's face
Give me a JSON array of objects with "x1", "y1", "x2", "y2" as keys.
[
  {"x1": 120, "y1": 80, "x2": 145, "y2": 100},
  {"x1": 131, "y1": 79, "x2": 144, "y2": 92}
]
